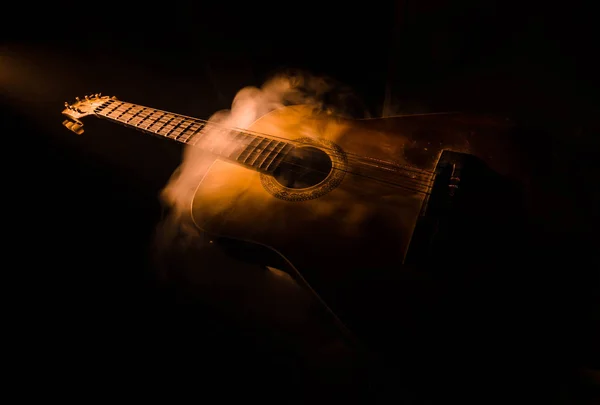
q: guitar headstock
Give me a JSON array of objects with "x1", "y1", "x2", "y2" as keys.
[{"x1": 61, "y1": 93, "x2": 114, "y2": 134}]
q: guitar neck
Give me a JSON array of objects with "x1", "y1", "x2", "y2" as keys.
[{"x1": 94, "y1": 99, "x2": 294, "y2": 173}]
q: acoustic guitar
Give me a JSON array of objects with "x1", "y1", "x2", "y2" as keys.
[{"x1": 61, "y1": 93, "x2": 516, "y2": 337}]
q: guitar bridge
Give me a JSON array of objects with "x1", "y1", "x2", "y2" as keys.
[{"x1": 404, "y1": 150, "x2": 488, "y2": 267}]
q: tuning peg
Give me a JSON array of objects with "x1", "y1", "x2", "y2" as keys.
[
  {"x1": 75, "y1": 97, "x2": 80, "y2": 101},
  {"x1": 64, "y1": 102, "x2": 70, "y2": 108},
  {"x1": 71, "y1": 122, "x2": 84, "y2": 135},
  {"x1": 85, "y1": 95, "x2": 89, "y2": 100},
  {"x1": 62, "y1": 119, "x2": 84, "y2": 135},
  {"x1": 98, "y1": 93, "x2": 102, "y2": 97}
]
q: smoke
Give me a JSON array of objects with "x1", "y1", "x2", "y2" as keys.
[
  {"x1": 156, "y1": 70, "x2": 369, "y2": 249},
  {"x1": 151, "y1": 71, "x2": 371, "y2": 361}
]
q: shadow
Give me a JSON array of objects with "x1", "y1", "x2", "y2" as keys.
[{"x1": 151, "y1": 139, "x2": 597, "y2": 403}]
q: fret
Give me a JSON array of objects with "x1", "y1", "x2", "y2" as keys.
[
  {"x1": 189, "y1": 125, "x2": 211, "y2": 147},
  {"x1": 94, "y1": 100, "x2": 113, "y2": 114},
  {"x1": 105, "y1": 106, "x2": 125, "y2": 118},
  {"x1": 96, "y1": 99, "x2": 115, "y2": 115},
  {"x1": 181, "y1": 123, "x2": 204, "y2": 143},
  {"x1": 172, "y1": 119, "x2": 194, "y2": 140},
  {"x1": 246, "y1": 138, "x2": 271, "y2": 166},
  {"x1": 116, "y1": 104, "x2": 135, "y2": 120},
  {"x1": 136, "y1": 111, "x2": 155, "y2": 130},
  {"x1": 233, "y1": 132, "x2": 259, "y2": 160},
  {"x1": 163, "y1": 116, "x2": 186, "y2": 138},
  {"x1": 157, "y1": 114, "x2": 176, "y2": 129},
  {"x1": 157, "y1": 114, "x2": 177, "y2": 135},
  {"x1": 110, "y1": 105, "x2": 131, "y2": 120},
  {"x1": 258, "y1": 141, "x2": 287, "y2": 171},
  {"x1": 118, "y1": 108, "x2": 138, "y2": 123},
  {"x1": 142, "y1": 111, "x2": 167, "y2": 131},
  {"x1": 130, "y1": 109, "x2": 155, "y2": 127},
  {"x1": 125, "y1": 106, "x2": 145, "y2": 123},
  {"x1": 236, "y1": 136, "x2": 262, "y2": 162},
  {"x1": 112, "y1": 102, "x2": 130, "y2": 114},
  {"x1": 223, "y1": 131, "x2": 252, "y2": 159},
  {"x1": 97, "y1": 100, "x2": 122, "y2": 118},
  {"x1": 104, "y1": 101, "x2": 124, "y2": 117},
  {"x1": 253, "y1": 139, "x2": 279, "y2": 169},
  {"x1": 147, "y1": 113, "x2": 172, "y2": 133},
  {"x1": 268, "y1": 143, "x2": 295, "y2": 171},
  {"x1": 156, "y1": 115, "x2": 176, "y2": 136},
  {"x1": 138, "y1": 111, "x2": 164, "y2": 130},
  {"x1": 93, "y1": 100, "x2": 297, "y2": 174}
]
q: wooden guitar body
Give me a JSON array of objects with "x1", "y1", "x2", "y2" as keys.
[
  {"x1": 191, "y1": 105, "x2": 423, "y2": 282},
  {"x1": 188, "y1": 105, "x2": 516, "y2": 321}
]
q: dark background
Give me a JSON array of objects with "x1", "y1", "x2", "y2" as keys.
[{"x1": 2, "y1": 1, "x2": 598, "y2": 403}]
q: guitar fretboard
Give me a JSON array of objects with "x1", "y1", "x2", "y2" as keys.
[{"x1": 94, "y1": 99, "x2": 294, "y2": 173}]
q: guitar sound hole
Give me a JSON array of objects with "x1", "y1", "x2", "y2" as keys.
[{"x1": 272, "y1": 146, "x2": 333, "y2": 189}]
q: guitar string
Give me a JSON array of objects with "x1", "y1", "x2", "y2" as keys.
[
  {"x1": 96, "y1": 103, "x2": 436, "y2": 193},
  {"x1": 96, "y1": 111, "x2": 435, "y2": 194},
  {"x1": 99, "y1": 100, "x2": 435, "y2": 176},
  {"x1": 97, "y1": 109, "x2": 434, "y2": 195},
  {"x1": 97, "y1": 103, "x2": 434, "y2": 193},
  {"x1": 98, "y1": 101, "x2": 435, "y2": 184}
]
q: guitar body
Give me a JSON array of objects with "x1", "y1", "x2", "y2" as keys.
[
  {"x1": 189, "y1": 104, "x2": 517, "y2": 320},
  {"x1": 191, "y1": 105, "x2": 425, "y2": 281}
]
